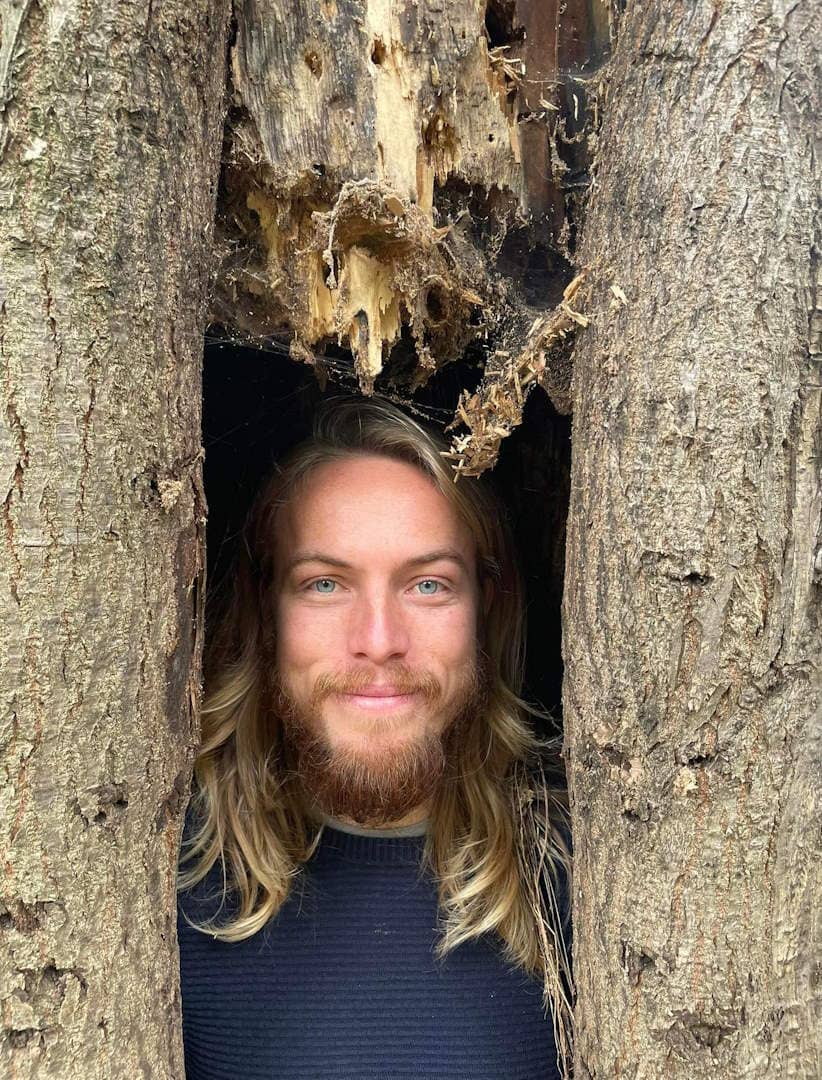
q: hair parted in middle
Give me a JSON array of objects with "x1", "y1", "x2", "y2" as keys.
[{"x1": 178, "y1": 393, "x2": 574, "y2": 1076}]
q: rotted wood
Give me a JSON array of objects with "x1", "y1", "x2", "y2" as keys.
[{"x1": 215, "y1": 0, "x2": 611, "y2": 456}]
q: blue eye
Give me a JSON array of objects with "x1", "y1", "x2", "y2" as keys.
[
  {"x1": 311, "y1": 579, "x2": 337, "y2": 594},
  {"x1": 416, "y1": 580, "x2": 442, "y2": 595}
]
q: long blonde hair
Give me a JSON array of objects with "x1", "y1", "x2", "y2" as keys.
[{"x1": 178, "y1": 395, "x2": 574, "y2": 1073}]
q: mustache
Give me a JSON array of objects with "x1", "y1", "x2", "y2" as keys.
[{"x1": 310, "y1": 664, "x2": 443, "y2": 706}]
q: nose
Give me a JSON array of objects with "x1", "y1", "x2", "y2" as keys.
[{"x1": 347, "y1": 588, "x2": 410, "y2": 665}]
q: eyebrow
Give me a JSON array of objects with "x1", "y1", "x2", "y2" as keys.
[{"x1": 284, "y1": 548, "x2": 469, "y2": 575}]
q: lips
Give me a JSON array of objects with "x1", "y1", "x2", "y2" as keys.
[
  {"x1": 340, "y1": 685, "x2": 411, "y2": 698},
  {"x1": 332, "y1": 685, "x2": 419, "y2": 711}
]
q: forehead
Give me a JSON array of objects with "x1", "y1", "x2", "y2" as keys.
[{"x1": 277, "y1": 454, "x2": 474, "y2": 563}]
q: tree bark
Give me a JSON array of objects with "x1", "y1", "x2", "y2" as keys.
[
  {"x1": 563, "y1": 2, "x2": 821, "y2": 1077},
  {"x1": 5, "y1": 0, "x2": 818, "y2": 1076},
  {"x1": 0, "y1": 2, "x2": 230, "y2": 1076}
]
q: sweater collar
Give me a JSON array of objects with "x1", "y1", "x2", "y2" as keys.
[{"x1": 315, "y1": 817, "x2": 428, "y2": 866}]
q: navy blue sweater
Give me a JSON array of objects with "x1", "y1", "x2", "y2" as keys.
[{"x1": 177, "y1": 817, "x2": 570, "y2": 1080}]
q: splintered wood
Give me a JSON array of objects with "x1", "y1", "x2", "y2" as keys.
[
  {"x1": 218, "y1": 0, "x2": 609, "y2": 485},
  {"x1": 215, "y1": 0, "x2": 530, "y2": 393},
  {"x1": 312, "y1": 180, "x2": 486, "y2": 393},
  {"x1": 442, "y1": 273, "x2": 588, "y2": 478}
]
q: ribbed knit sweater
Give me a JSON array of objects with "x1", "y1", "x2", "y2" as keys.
[{"x1": 177, "y1": 814, "x2": 570, "y2": 1080}]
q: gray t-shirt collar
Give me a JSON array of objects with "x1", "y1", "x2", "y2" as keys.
[{"x1": 320, "y1": 813, "x2": 428, "y2": 838}]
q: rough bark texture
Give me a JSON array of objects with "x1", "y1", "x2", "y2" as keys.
[
  {"x1": 0, "y1": 2, "x2": 230, "y2": 1076},
  {"x1": 563, "y1": 2, "x2": 821, "y2": 1077}
]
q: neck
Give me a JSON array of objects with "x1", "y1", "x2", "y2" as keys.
[{"x1": 336, "y1": 803, "x2": 430, "y2": 830}]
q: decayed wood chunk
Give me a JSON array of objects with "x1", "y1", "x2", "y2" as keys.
[
  {"x1": 216, "y1": 0, "x2": 610, "y2": 459},
  {"x1": 214, "y1": 0, "x2": 530, "y2": 392},
  {"x1": 443, "y1": 272, "x2": 589, "y2": 477}
]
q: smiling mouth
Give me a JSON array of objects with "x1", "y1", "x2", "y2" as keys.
[{"x1": 334, "y1": 690, "x2": 418, "y2": 709}]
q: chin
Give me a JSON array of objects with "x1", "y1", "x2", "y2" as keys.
[
  {"x1": 329, "y1": 722, "x2": 417, "y2": 752},
  {"x1": 326, "y1": 717, "x2": 428, "y2": 759},
  {"x1": 324, "y1": 702, "x2": 419, "y2": 734}
]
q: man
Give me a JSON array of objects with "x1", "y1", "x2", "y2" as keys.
[{"x1": 176, "y1": 395, "x2": 574, "y2": 1080}]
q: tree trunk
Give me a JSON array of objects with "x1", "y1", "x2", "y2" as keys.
[
  {"x1": 0, "y1": 2, "x2": 230, "y2": 1076},
  {"x1": 4, "y1": 0, "x2": 819, "y2": 1076},
  {"x1": 563, "y1": 2, "x2": 821, "y2": 1077}
]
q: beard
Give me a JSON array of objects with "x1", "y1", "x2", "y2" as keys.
[{"x1": 273, "y1": 653, "x2": 487, "y2": 828}]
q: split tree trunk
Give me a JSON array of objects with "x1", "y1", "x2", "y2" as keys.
[
  {"x1": 3, "y1": 0, "x2": 820, "y2": 1077},
  {"x1": 0, "y1": 2, "x2": 230, "y2": 1076},
  {"x1": 563, "y1": 2, "x2": 821, "y2": 1077}
]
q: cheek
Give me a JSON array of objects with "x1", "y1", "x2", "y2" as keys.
[
  {"x1": 275, "y1": 600, "x2": 341, "y2": 670},
  {"x1": 413, "y1": 606, "x2": 477, "y2": 664}
]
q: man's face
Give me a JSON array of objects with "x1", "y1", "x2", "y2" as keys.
[{"x1": 273, "y1": 453, "x2": 483, "y2": 827}]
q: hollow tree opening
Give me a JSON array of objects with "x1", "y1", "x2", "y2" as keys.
[
  {"x1": 203, "y1": 0, "x2": 609, "y2": 733},
  {"x1": 202, "y1": 333, "x2": 571, "y2": 728},
  {"x1": 196, "y1": 11, "x2": 607, "y2": 1080}
]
